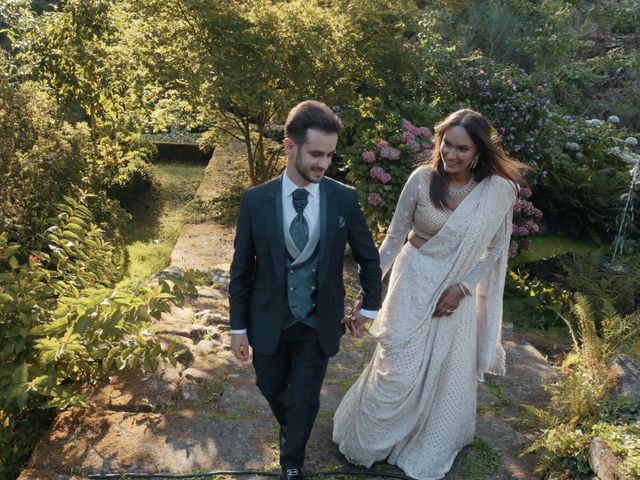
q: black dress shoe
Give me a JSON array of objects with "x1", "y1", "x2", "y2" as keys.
[
  {"x1": 279, "y1": 424, "x2": 287, "y2": 451},
  {"x1": 280, "y1": 467, "x2": 304, "y2": 480}
]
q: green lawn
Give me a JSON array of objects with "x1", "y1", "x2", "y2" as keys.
[
  {"x1": 511, "y1": 235, "x2": 594, "y2": 267},
  {"x1": 121, "y1": 160, "x2": 206, "y2": 281}
]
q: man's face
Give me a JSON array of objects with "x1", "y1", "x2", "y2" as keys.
[{"x1": 285, "y1": 128, "x2": 338, "y2": 186}]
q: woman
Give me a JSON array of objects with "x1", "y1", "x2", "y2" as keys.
[{"x1": 333, "y1": 109, "x2": 528, "y2": 480}]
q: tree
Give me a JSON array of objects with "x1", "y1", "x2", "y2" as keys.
[
  {"x1": 8, "y1": 0, "x2": 150, "y2": 155},
  {"x1": 134, "y1": 0, "x2": 421, "y2": 185}
]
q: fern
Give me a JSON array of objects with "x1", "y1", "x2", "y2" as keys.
[{"x1": 524, "y1": 293, "x2": 639, "y2": 477}]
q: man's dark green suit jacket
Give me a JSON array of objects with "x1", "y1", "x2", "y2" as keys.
[{"x1": 228, "y1": 175, "x2": 383, "y2": 357}]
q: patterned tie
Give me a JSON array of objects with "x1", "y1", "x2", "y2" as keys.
[{"x1": 290, "y1": 188, "x2": 309, "y2": 253}]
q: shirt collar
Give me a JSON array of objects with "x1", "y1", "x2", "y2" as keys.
[{"x1": 282, "y1": 171, "x2": 320, "y2": 198}]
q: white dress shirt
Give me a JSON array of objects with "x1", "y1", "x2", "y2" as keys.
[{"x1": 282, "y1": 170, "x2": 320, "y2": 236}]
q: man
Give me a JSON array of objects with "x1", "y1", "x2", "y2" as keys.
[{"x1": 228, "y1": 100, "x2": 382, "y2": 480}]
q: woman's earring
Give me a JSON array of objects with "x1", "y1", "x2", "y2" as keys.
[{"x1": 469, "y1": 156, "x2": 479, "y2": 170}]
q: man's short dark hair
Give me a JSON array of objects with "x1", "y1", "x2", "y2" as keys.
[{"x1": 284, "y1": 100, "x2": 343, "y2": 146}]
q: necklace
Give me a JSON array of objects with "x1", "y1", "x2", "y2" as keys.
[{"x1": 447, "y1": 178, "x2": 477, "y2": 199}]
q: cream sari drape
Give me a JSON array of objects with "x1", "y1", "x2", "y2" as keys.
[{"x1": 333, "y1": 175, "x2": 516, "y2": 480}]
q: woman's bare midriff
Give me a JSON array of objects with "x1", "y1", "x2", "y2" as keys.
[{"x1": 408, "y1": 230, "x2": 428, "y2": 249}]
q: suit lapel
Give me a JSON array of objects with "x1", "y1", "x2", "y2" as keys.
[
  {"x1": 265, "y1": 176, "x2": 285, "y2": 285},
  {"x1": 318, "y1": 179, "x2": 337, "y2": 288}
]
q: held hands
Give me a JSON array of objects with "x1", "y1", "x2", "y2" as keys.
[
  {"x1": 230, "y1": 333, "x2": 251, "y2": 361},
  {"x1": 343, "y1": 299, "x2": 367, "y2": 336},
  {"x1": 433, "y1": 284, "x2": 466, "y2": 317}
]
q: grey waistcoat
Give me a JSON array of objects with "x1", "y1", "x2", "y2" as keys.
[{"x1": 283, "y1": 212, "x2": 321, "y2": 329}]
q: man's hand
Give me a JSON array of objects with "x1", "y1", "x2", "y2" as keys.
[
  {"x1": 343, "y1": 299, "x2": 366, "y2": 336},
  {"x1": 348, "y1": 310, "x2": 369, "y2": 336},
  {"x1": 231, "y1": 333, "x2": 251, "y2": 361}
]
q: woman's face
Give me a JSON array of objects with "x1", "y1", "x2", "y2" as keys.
[{"x1": 440, "y1": 125, "x2": 479, "y2": 175}]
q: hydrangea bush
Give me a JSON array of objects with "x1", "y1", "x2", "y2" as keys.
[
  {"x1": 510, "y1": 187, "x2": 543, "y2": 258},
  {"x1": 426, "y1": 53, "x2": 552, "y2": 168},
  {"x1": 343, "y1": 116, "x2": 433, "y2": 239},
  {"x1": 535, "y1": 114, "x2": 635, "y2": 241}
]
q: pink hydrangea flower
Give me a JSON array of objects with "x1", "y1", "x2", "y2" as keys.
[
  {"x1": 368, "y1": 192, "x2": 382, "y2": 206},
  {"x1": 401, "y1": 119, "x2": 418, "y2": 134},
  {"x1": 508, "y1": 240, "x2": 519, "y2": 258},
  {"x1": 376, "y1": 140, "x2": 390, "y2": 150},
  {"x1": 416, "y1": 127, "x2": 432, "y2": 137},
  {"x1": 525, "y1": 220, "x2": 540, "y2": 233},
  {"x1": 361, "y1": 151, "x2": 376, "y2": 163},
  {"x1": 380, "y1": 146, "x2": 401, "y2": 160},
  {"x1": 406, "y1": 140, "x2": 420, "y2": 152},
  {"x1": 414, "y1": 151, "x2": 431, "y2": 163},
  {"x1": 370, "y1": 166, "x2": 386, "y2": 180},
  {"x1": 401, "y1": 131, "x2": 416, "y2": 144},
  {"x1": 370, "y1": 166, "x2": 392, "y2": 184},
  {"x1": 519, "y1": 187, "x2": 532, "y2": 198}
]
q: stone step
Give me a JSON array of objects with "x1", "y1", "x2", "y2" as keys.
[
  {"x1": 21, "y1": 408, "x2": 276, "y2": 478},
  {"x1": 490, "y1": 338, "x2": 556, "y2": 407}
]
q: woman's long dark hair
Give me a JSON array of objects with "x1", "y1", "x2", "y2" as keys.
[{"x1": 428, "y1": 109, "x2": 530, "y2": 209}]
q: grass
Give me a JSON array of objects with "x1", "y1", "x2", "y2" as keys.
[
  {"x1": 183, "y1": 194, "x2": 242, "y2": 226},
  {"x1": 121, "y1": 160, "x2": 206, "y2": 281},
  {"x1": 483, "y1": 377, "x2": 512, "y2": 406},
  {"x1": 454, "y1": 437, "x2": 500, "y2": 480},
  {"x1": 317, "y1": 408, "x2": 336, "y2": 418},
  {"x1": 511, "y1": 235, "x2": 593, "y2": 267}
]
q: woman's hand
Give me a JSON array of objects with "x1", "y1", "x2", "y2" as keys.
[{"x1": 433, "y1": 284, "x2": 466, "y2": 317}]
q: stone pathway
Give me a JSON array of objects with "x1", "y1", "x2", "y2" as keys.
[{"x1": 18, "y1": 144, "x2": 555, "y2": 480}]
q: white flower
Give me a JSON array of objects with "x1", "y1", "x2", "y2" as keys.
[
  {"x1": 586, "y1": 119, "x2": 604, "y2": 127},
  {"x1": 625, "y1": 137, "x2": 638, "y2": 146},
  {"x1": 607, "y1": 147, "x2": 640, "y2": 165},
  {"x1": 565, "y1": 142, "x2": 580, "y2": 151},
  {"x1": 608, "y1": 115, "x2": 620, "y2": 123}
]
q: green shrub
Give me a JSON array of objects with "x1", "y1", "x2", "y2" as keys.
[
  {"x1": 0, "y1": 72, "x2": 91, "y2": 249},
  {"x1": 546, "y1": 48, "x2": 640, "y2": 130},
  {"x1": 558, "y1": 252, "x2": 640, "y2": 319},
  {"x1": 419, "y1": 50, "x2": 551, "y2": 167},
  {"x1": 608, "y1": 3, "x2": 640, "y2": 35},
  {"x1": 504, "y1": 267, "x2": 566, "y2": 330},
  {"x1": 422, "y1": 0, "x2": 589, "y2": 74},
  {"x1": 535, "y1": 115, "x2": 636, "y2": 242},
  {"x1": 105, "y1": 151, "x2": 154, "y2": 208},
  {"x1": 412, "y1": 38, "x2": 637, "y2": 243},
  {"x1": 0, "y1": 194, "x2": 201, "y2": 477},
  {"x1": 0, "y1": 55, "x2": 136, "y2": 247}
]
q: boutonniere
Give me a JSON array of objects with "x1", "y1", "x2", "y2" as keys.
[{"x1": 337, "y1": 215, "x2": 346, "y2": 229}]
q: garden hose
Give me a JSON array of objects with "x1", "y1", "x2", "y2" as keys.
[{"x1": 87, "y1": 468, "x2": 414, "y2": 479}]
